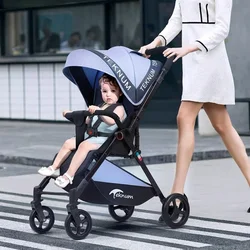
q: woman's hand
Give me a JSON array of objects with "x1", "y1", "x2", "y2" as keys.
[
  {"x1": 88, "y1": 105, "x2": 100, "y2": 114},
  {"x1": 139, "y1": 37, "x2": 163, "y2": 57},
  {"x1": 139, "y1": 43, "x2": 156, "y2": 58},
  {"x1": 163, "y1": 45, "x2": 199, "y2": 62}
]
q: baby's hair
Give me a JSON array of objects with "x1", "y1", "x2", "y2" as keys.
[{"x1": 99, "y1": 73, "x2": 120, "y2": 90}]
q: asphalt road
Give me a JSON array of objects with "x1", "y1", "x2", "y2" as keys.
[{"x1": 0, "y1": 160, "x2": 250, "y2": 250}]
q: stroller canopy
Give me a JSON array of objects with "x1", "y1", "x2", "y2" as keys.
[{"x1": 63, "y1": 46, "x2": 162, "y2": 106}]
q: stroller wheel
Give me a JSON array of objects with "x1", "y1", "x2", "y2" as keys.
[
  {"x1": 108, "y1": 205, "x2": 134, "y2": 222},
  {"x1": 29, "y1": 206, "x2": 55, "y2": 234},
  {"x1": 65, "y1": 209, "x2": 92, "y2": 240},
  {"x1": 161, "y1": 193, "x2": 190, "y2": 229}
]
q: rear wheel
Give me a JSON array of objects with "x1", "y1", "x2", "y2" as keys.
[
  {"x1": 161, "y1": 193, "x2": 190, "y2": 229},
  {"x1": 29, "y1": 206, "x2": 55, "y2": 234},
  {"x1": 108, "y1": 205, "x2": 134, "y2": 222}
]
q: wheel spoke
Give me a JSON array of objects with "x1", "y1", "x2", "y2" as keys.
[
  {"x1": 38, "y1": 221, "x2": 43, "y2": 229},
  {"x1": 81, "y1": 217, "x2": 87, "y2": 224},
  {"x1": 125, "y1": 209, "x2": 130, "y2": 216},
  {"x1": 172, "y1": 199, "x2": 177, "y2": 207},
  {"x1": 76, "y1": 226, "x2": 82, "y2": 235},
  {"x1": 179, "y1": 210, "x2": 187, "y2": 216},
  {"x1": 113, "y1": 205, "x2": 122, "y2": 211}
]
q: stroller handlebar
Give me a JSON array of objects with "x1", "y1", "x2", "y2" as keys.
[
  {"x1": 64, "y1": 110, "x2": 89, "y2": 123},
  {"x1": 65, "y1": 110, "x2": 122, "y2": 128},
  {"x1": 93, "y1": 110, "x2": 123, "y2": 127},
  {"x1": 145, "y1": 46, "x2": 168, "y2": 56},
  {"x1": 145, "y1": 46, "x2": 175, "y2": 65}
]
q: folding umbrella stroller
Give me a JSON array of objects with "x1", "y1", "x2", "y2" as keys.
[{"x1": 29, "y1": 46, "x2": 190, "y2": 240}]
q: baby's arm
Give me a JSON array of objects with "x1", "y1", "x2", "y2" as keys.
[
  {"x1": 100, "y1": 106, "x2": 125, "y2": 125},
  {"x1": 86, "y1": 105, "x2": 100, "y2": 124}
]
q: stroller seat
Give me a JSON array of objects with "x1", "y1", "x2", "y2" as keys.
[{"x1": 60, "y1": 108, "x2": 154, "y2": 206}]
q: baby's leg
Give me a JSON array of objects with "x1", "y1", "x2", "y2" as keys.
[
  {"x1": 65, "y1": 140, "x2": 100, "y2": 177},
  {"x1": 55, "y1": 141, "x2": 100, "y2": 187},
  {"x1": 38, "y1": 137, "x2": 76, "y2": 176},
  {"x1": 52, "y1": 137, "x2": 76, "y2": 169}
]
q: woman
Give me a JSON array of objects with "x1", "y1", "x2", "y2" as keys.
[{"x1": 139, "y1": 0, "x2": 250, "y2": 219}]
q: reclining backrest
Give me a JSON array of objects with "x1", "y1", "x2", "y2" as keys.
[{"x1": 93, "y1": 82, "x2": 138, "y2": 157}]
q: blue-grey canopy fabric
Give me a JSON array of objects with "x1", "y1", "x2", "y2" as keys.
[{"x1": 63, "y1": 46, "x2": 163, "y2": 106}]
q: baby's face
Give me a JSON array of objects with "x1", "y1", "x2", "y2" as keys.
[{"x1": 100, "y1": 81, "x2": 121, "y2": 105}]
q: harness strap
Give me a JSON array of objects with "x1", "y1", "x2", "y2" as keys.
[
  {"x1": 86, "y1": 103, "x2": 121, "y2": 138},
  {"x1": 87, "y1": 103, "x2": 104, "y2": 134}
]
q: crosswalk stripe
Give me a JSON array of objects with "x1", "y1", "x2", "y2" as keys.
[
  {"x1": 0, "y1": 235, "x2": 73, "y2": 250},
  {"x1": 0, "y1": 219, "x2": 182, "y2": 250},
  {"x1": 1, "y1": 192, "x2": 250, "y2": 235},
  {"x1": 0, "y1": 211, "x2": 211, "y2": 248},
  {"x1": 165, "y1": 228, "x2": 250, "y2": 241},
  {"x1": 0, "y1": 247, "x2": 17, "y2": 250}
]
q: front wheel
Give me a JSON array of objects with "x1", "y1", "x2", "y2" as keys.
[
  {"x1": 29, "y1": 206, "x2": 55, "y2": 234},
  {"x1": 108, "y1": 205, "x2": 134, "y2": 222},
  {"x1": 65, "y1": 209, "x2": 92, "y2": 240}
]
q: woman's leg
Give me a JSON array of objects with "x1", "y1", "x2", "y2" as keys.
[
  {"x1": 51, "y1": 137, "x2": 76, "y2": 169},
  {"x1": 65, "y1": 140, "x2": 100, "y2": 178},
  {"x1": 203, "y1": 103, "x2": 250, "y2": 186},
  {"x1": 171, "y1": 101, "x2": 204, "y2": 194}
]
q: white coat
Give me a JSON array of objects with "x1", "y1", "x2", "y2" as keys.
[{"x1": 158, "y1": 0, "x2": 235, "y2": 105}]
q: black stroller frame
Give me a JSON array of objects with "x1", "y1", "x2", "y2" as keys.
[{"x1": 29, "y1": 47, "x2": 190, "y2": 240}]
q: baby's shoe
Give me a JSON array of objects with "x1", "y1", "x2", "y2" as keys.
[
  {"x1": 38, "y1": 166, "x2": 56, "y2": 176},
  {"x1": 54, "y1": 173, "x2": 74, "y2": 188}
]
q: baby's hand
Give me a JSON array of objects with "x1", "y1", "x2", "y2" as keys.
[
  {"x1": 88, "y1": 105, "x2": 100, "y2": 114},
  {"x1": 62, "y1": 110, "x2": 72, "y2": 117}
]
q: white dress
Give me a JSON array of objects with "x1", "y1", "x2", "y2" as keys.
[{"x1": 158, "y1": 0, "x2": 235, "y2": 105}]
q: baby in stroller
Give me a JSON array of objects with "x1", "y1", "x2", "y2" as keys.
[{"x1": 37, "y1": 73, "x2": 126, "y2": 188}]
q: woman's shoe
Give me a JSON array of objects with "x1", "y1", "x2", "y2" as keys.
[
  {"x1": 38, "y1": 166, "x2": 56, "y2": 176},
  {"x1": 54, "y1": 173, "x2": 74, "y2": 188}
]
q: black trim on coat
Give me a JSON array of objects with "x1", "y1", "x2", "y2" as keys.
[
  {"x1": 182, "y1": 22, "x2": 215, "y2": 24},
  {"x1": 206, "y1": 4, "x2": 209, "y2": 23},
  {"x1": 158, "y1": 35, "x2": 167, "y2": 46},
  {"x1": 199, "y1": 3, "x2": 203, "y2": 23},
  {"x1": 196, "y1": 40, "x2": 208, "y2": 52}
]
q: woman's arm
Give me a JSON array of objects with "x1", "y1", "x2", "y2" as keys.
[
  {"x1": 138, "y1": 1, "x2": 182, "y2": 55},
  {"x1": 195, "y1": 0, "x2": 233, "y2": 53},
  {"x1": 158, "y1": 0, "x2": 182, "y2": 46}
]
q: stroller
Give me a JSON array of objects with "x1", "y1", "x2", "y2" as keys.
[{"x1": 29, "y1": 46, "x2": 190, "y2": 240}]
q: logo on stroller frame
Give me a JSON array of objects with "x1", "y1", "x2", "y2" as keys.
[{"x1": 109, "y1": 189, "x2": 134, "y2": 199}]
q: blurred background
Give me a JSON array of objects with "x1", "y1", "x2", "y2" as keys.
[{"x1": 0, "y1": 0, "x2": 249, "y2": 130}]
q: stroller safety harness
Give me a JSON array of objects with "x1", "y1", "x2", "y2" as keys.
[{"x1": 86, "y1": 103, "x2": 121, "y2": 138}]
